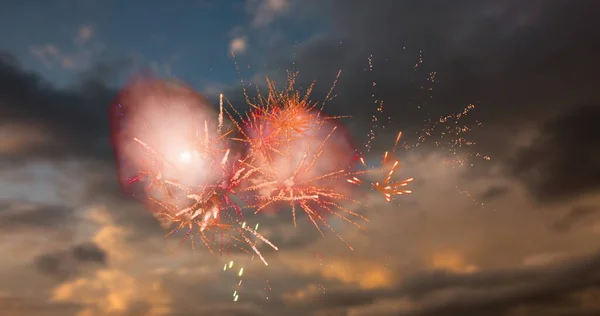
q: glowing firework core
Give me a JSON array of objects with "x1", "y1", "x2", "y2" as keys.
[{"x1": 110, "y1": 77, "x2": 278, "y2": 265}]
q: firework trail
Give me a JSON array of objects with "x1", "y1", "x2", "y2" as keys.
[{"x1": 222, "y1": 222, "x2": 262, "y2": 302}]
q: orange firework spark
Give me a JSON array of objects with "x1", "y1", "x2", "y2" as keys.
[
  {"x1": 223, "y1": 71, "x2": 368, "y2": 249},
  {"x1": 352, "y1": 132, "x2": 414, "y2": 202},
  {"x1": 373, "y1": 132, "x2": 414, "y2": 202},
  {"x1": 352, "y1": 56, "x2": 415, "y2": 203}
]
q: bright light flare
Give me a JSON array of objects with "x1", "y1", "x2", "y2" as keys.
[{"x1": 179, "y1": 151, "x2": 192, "y2": 163}]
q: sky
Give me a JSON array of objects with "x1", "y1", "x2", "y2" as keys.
[{"x1": 1, "y1": 0, "x2": 600, "y2": 315}]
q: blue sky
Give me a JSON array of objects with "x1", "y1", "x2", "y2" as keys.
[{"x1": 0, "y1": 0, "x2": 324, "y2": 90}]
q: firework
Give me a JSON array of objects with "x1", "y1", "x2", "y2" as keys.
[
  {"x1": 352, "y1": 132, "x2": 414, "y2": 202},
  {"x1": 109, "y1": 77, "x2": 278, "y2": 265},
  {"x1": 223, "y1": 71, "x2": 368, "y2": 249},
  {"x1": 362, "y1": 55, "x2": 490, "y2": 210},
  {"x1": 108, "y1": 69, "x2": 416, "y2": 264},
  {"x1": 373, "y1": 132, "x2": 414, "y2": 202}
]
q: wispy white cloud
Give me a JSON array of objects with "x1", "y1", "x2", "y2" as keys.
[
  {"x1": 30, "y1": 25, "x2": 105, "y2": 71},
  {"x1": 223, "y1": 0, "x2": 295, "y2": 58},
  {"x1": 247, "y1": 0, "x2": 291, "y2": 27}
]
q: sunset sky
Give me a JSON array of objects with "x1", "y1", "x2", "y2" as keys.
[{"x1": 1, "y1": 1, "x2": 600, "y2": 315}]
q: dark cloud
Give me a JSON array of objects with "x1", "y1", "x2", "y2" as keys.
[
  {"x1": 325, "y1": 0, "x2": 600, "y2": 123},
  {"x1": 0, "y1": 53, "x2": 125, "y2": 164},
  {"x1": 304, "y1": 249, "x2": 600, "y2": 316},
  {"x1": 34, "y1": 242, "x2": 107, "y2": 279},
  {"x1": 511, "y1": 105, "x2": 600, "y2": 203},
  {"x1": 222, "y1": 0, "x2": 600, "y2": 167},
  {"x1": 0, "y1": 201, "x2": 73, "y2": 231},
  {"x1": 71, "y1": 242, "x2": 107, "y2": 263},
  {"x1": 553, "y1": 206, "x2": 598, "y2": 233},
  {"x1": 0, "y1": 294, "x2": 79, "y2": 316},
  {"x1": 480, "y1": 186, "x2": 510, "y2": 201}
]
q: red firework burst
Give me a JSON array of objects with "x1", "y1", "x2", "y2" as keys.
[{"x1": 224, "y1": 72, "x2": 368, "y2": 249}]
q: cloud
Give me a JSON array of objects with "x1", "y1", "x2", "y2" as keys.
[
  {"x1": 0, "y1": 53, "x2": 129, "y2": 164},
  {"x1": 511, "y1": 105, "x2": 600, "y2": 203},
  {"x1": 0, "y1": 122, "x2": 49, "y2": 155},
  {"x1": 279, "y1": 252, "x2": 396, "y2": 291},
  {"x1": 0, "y1": 200, "x2": 74, "y2": 232},
  {"x1": 30, "y1": 25, "x2": 106, "y2": 71},
  {"x1": 29, "y1": 44, "x2": 62, "y2": 69},
  {"x1": 289, "y1": 250, "x2": 600, "y2": 316},
  {"x1": 34, "y1": 242, "x2": 107, "y2": 279},
  {"x1": 84, "y1": 207, "x2": 138, "y2": 264},
  {"x1": 2, "y1": 151, "x2": 600, "y2": 315},
  {"x1": 480, "y1": 185, "x2": 510, "y2": 201},
  {"x1": 552, "y1": 206, "x2": 599, "y2": 233},
  {"x1": 44, "y1": 206, "x2": 173, "y2": 316},
  {"x1": 226, "y1": 0, "x2": 600, "y2": 160},
  {"x1": 0, "y1": 293, "x2": 79, "y2": 316},
  {"x1": 51, "y1": 269, "x2": 172, "y2": 316},
  {"x1": 430, "y1": 250, "x2": 479, "y2": 273},
  {"x1": 143, "y1": 53, "x2": 183, "y2": 79},
  {"x1": 247, "y1": 0, "x2": 291, "y2": 27},
  {"x1": 72, "y1": 242, "x2": 107, "y2": 263},
  {"x1": 150, "y1": 61, "x2": 173, "y2": 77},
  {"x1": 213, "y1": 0, "x2": 600, "y2": 220}
]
